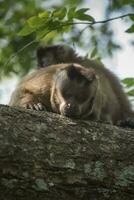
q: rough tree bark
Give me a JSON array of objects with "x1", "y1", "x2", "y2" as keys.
[{"x1": 0, "y1": 104, "x2": 134, "y2": 200}]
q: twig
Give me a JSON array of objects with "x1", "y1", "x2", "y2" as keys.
[
  {"x1": 66, "y1": 13, "x2": 131, "y2": 26},
  {"x1": 4, "y1": 40, "x2": 37, "y2": 68}
]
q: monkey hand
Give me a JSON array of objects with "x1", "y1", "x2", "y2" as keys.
[{"x1": 23, "y1": 102, "x2": 46, "y2": 111}]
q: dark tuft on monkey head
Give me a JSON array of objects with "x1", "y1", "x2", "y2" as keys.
[
  {"x1": 37, "y1": 45, "x2": 77, "y2": 68},
  {"x1": 67, "y1": 64, "x2": 85, "y2": 81}
]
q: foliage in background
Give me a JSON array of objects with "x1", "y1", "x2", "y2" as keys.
[
  {"x1": 122, "y1": 78, "x2": 134, "y2": 97},
  {"x1": 0, "y1": 0, "x2": 134, "y2": 96}
]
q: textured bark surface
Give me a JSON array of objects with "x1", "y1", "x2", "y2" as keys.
[{"x1": 0, "y1": 104, "x2": 134, "y2": 200}]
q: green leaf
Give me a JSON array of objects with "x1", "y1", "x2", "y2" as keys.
[
  {"x1": 18, "y1": 22, "x2": 35, "y2": 36},
  {"x1": 48, "y1": 20, "x2": 60, "y2": 30},
  {"x1": 122, "y1": 78, "x2": 134, "y2": 87},
  {"x1": 126, "y1": 24, "x2": 134, "y2": 33},
  {"x1": 76, "y1": 8, "x2": 90, "y2": 13},
  {"x1": 90, "y1": 47, "x2": 97, "y2": 58},
  {"x1": 75, "y1": 8, "x2": 94, "y2": 21},
  {"x1": 36, "y1": 28, "x2": 49, "y2": 40},
  {"x1": 36, "y1": 19, "x2": 61, "y2": 39},
  {"x1": 27, "y1": 16, "x2": 38, "y2": 27},
  {"x1": 58, "y1": 24, "x2": 71, "y2": 33},
  {"x1": 38, "y1": 11, "x2": 50, "y2": 19},
  {"x1": 27, "y1": 16, "x2": 42, "y2": 28},
  {"x1": 129, "y1": 13, "x2": 134, "y2": 21},
  {"x1": 75, "y1": 13, "x2": 94, "y2": 21},
  {"x1": 18, "y1": 14, "x2": 49, "y2": 37},
  {"x1": 52, "y1": 8, "x2": 67, "y2": 20},
  {"x1": 42, "y1": 31, "x2": 58, "y2": 41},
  {"x1": 67, "y1": 7, "x2": 76, "y2": 20},
  {"x1": 27, "y1": 15, "x2": 49, "y2": 29},
  {"x1": 94, "y1": 57, "x2": 103, "y2": 64},
  {"x1": 127, "y1": 89, "x2": 134, "y2": 96}
]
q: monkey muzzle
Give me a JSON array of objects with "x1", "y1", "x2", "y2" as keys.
[{"x1": 62, "y1": 103, "x2": 78, "y2": 117}]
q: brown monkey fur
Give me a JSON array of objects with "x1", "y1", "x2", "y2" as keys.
[
  {"x1": 9, "y1": 59, "x2": 133, "y2": 125},
  {"x1": 9, "y1": 63, "x2": 101, "y2": 120},
  {"x1": 9, "y1": 45, "x2": 134, "y2": 126},
  {"x1": 36, "y1": 44, "x2": 134, "y2": 124}
]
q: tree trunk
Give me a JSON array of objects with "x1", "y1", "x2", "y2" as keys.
[{"x1": 0, "y1": 104, "x2": 134, "y2": 200}]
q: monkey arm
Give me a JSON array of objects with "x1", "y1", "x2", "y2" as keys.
[{"x1": 9, "y1": 87, "x2": 48, "y2": 111}]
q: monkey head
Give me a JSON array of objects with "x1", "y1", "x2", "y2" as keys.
[
  {"x1": 37, "y1": 44, "x2": 77, "y2": 68},
  {"x1": 51, "y1": 64, "x2": 98, "y2": 119}
]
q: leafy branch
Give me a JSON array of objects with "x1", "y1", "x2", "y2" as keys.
[
  {"x1": 60, "y1": 13, "x2": 133, "y2": 26},
  {"x1": 18, "y1": 8, "x2": 134, "y2": 39},
  {"x1": 5, "y1": 8, "x2": 134, "y2": 69},
  {"x1": 122, "y1": 78, "x2": 134, "y2": 97}
]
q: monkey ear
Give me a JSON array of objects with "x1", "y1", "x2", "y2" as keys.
[{"x1": 67, "y1": 65, "x2": 96, "y2": 82}]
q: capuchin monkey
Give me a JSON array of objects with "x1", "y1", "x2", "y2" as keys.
[
  {"x1": 9, "y1": 61, "x2": 134, "y2": 127},
  {"x1": 36, "y1": 44, "x2": 134, "y2": 128},
  {"x1": 9, "y1": 63, "x2": 101, "y2": 120}
]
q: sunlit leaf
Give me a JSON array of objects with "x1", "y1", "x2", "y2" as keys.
[
  {"x1": 56, "y1": 25, "x2": 68, "y2": 34},
  {"x1": 36, "y1": 27, "x2": 49, "y2": 40},
  {"x1": 122, "y1": 78, "x2": 134, "y2": 87},
  {"x1": 36, "y1": 19, "x2": 61, "y2": 39},
  {"x1": 67, "y1": 7, "x2": 76, "y2": 20},
  {"x1": 42, "y1": 31, "x2": 58, "y2": 41},
  {"x1": 52, "y1": 8, "x2": 67, "y2": 20},
  {"x1": 58, "y1": 24, "x2": 71, "y2": 33},
  {"x1": 18, "y1": 22, "x2": 35, "y2": 36},
  {"x1": 27, "y1": 16, "x2": 45, "y2": 28},
  {"x1": 90, "y1": 47, "x2": 97, "y2": 58},
  {"x1": 38, "y1": 11, "x2": 50, "y2": 19},
  {"x1": 126, "y1": 24, "x2": 134, "y2": 33},
  {"x1": 94, "y1": 57, "x2": 103, "y2": 64},
  {"x1": 129, "y1": 13, "x2": 134, "y2": 21},
  {"x1": 127, "y1": 89, "x2": 134, "y2": 96}
]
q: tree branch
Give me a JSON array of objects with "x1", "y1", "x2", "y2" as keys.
[{"x1": 0, "y1": 104, "x2": 134, "y2": 200}]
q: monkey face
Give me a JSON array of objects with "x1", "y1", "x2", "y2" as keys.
[{"x1": 51, "y1": 64, "x2": 98, "y2": 119}]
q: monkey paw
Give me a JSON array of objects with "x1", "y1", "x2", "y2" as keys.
[{"x1": 24, "y1": 102, "x2": 46, "y2": 111}]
